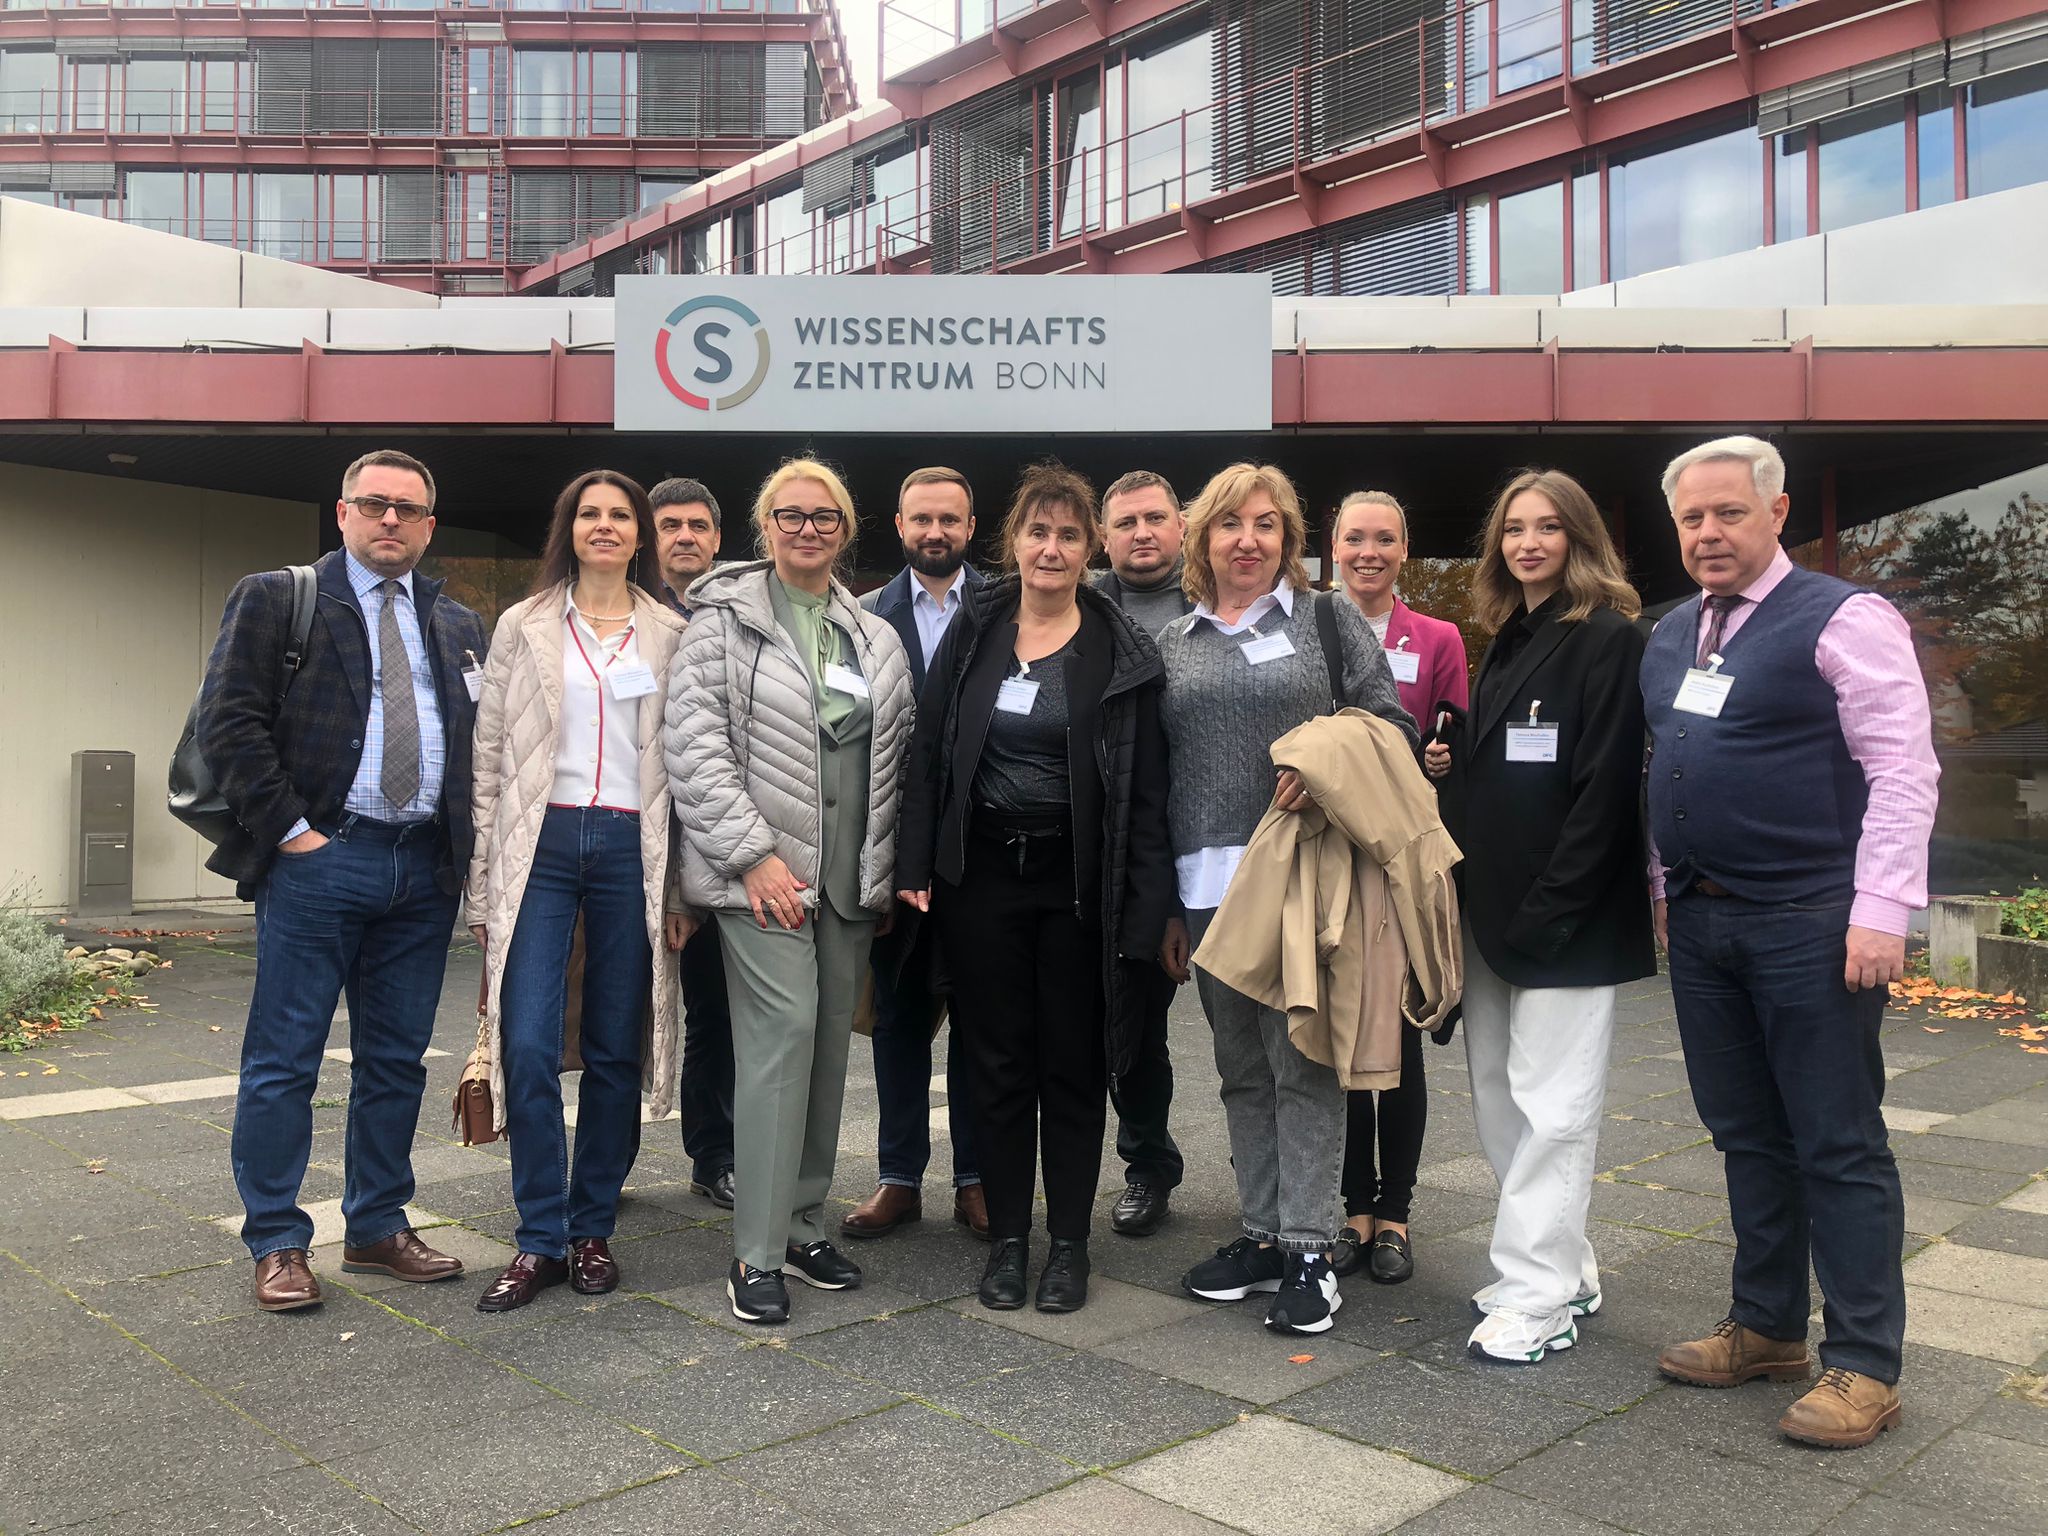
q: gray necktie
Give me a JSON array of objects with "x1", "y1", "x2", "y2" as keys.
[{"x1": 379, "y1": 579, "x2": 421, "y2": 809}]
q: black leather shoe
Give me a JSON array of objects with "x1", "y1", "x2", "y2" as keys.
[
  {"x1": 727, "y1": 1260, "x2": 789, "y2": 1324},
  {"x1": 1368, "y1": 1228, "x2": 1415, "y2": 1285},
  {"x1": 1110, "y1": 1181, "x2": 1170, "y2": 1237},
  {"x1": 1035, "y1": 1239, "x2": 1090, "y2": 1313},
  {"x1": 569, "y1": 1237, "x2": 620, "y2": 1295},
  {"x1": 476, "y1": 1253, "x2": 569, "y2": 1313},
  {"x1": 785, "y1": 1239, "x2": 863, "y2": 1291},
  {"x1": 978, "y1": 1237, "x2": 1029, "y2": 1311},
  {"x1": 691, "y1": 1168, "x2": 736, "y2": 1210}
]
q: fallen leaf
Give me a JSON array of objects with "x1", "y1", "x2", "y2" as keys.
[
  {"x1": 41, "y1": 1064, "x2": 58, "y2": 1076},
  {"x1": 208, "y1": 1025, "x2": 222, "y2": 1033},
  {"x1": 1922, "y1": 1026, "x2": 1946, "y2": 1034},
  {"x1": 339, "y1": 1331, "x2": 356, "y2": 1342},
  {"x1": 2026, "y1": 1045, "x2": 2048, "y2": 1055},
  {"x1": 1396, "y1": 1315, "x2": 1419, "y2": 1323},
  {"x1": 1288, "y1": 1353, "x2": 1315, "y2": 1364}
]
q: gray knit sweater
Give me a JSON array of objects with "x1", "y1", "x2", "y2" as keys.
[{"x1": 1156, "y1": 591, "x2": 1417, "y2": 861}]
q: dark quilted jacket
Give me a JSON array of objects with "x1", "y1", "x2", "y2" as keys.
[{"x1": 895, "y1": 576, "x2": 1175, "y2": 1078}]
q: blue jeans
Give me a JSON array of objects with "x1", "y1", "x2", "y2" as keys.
[
  {"x1": 501, "y1": 807, "x2": 652, "y2": 1259},
  {"x1": 871, "y1": 929, "x2": 979, "y2": 1190},
  {"x1": 234, "y1": 815, "x2": 456, "y2": 1261},
  {"x1": 676, "y1": 919, "x2": 735, "y2": 1184},
  {"x1": 1667, "y1": 893, "x2": 1905, "y2": 1382}
]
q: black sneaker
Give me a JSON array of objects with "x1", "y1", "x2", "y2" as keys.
[
  {"x1": 979, "y1": 1237, "x2": 1029, "y2": 1311},
  {"x1": 1265, "y1": 1253, "x2": 1341, "y2": 1335},
  {"x1": 785, "y1": 1240, "x2": 862, "y2": 1291},
  {"x1": 1111, "y1": 1181, "x2": 1170, "y2": 1237},
  {"x1": 1034, "y1": 1239, "x2": 1090, "y2": 1313},
  {"x1": 727, "y1": 1260, "x2": 789, "y2": 1324},
  {"x1": 1181, "y1": 1237, "x2": 1287, "y2": 1302}
]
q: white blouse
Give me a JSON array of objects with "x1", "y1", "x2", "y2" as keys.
[{"x1": 551, "y1": 589, "x2": 647, "y2": 813}]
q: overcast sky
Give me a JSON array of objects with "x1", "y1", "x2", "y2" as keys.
[{"x1": 837, "y1": 0, "x2": 884, "y2": 104}]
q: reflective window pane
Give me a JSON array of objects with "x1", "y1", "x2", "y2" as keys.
[
  {"x1": 1917, "y1": 87, "x2": 1956, "y2": 209},
  {"x1": 1774, "y1": 132, "x2": 1808, "y2": 241},
  {"x1": 0, "y1": 48, "x2": 57, "y2": 131},
  {"x1": 1966, "y1": 62, "x2": 2048, "y2": 200},
  {"x1": 1608, "y1": 123, "x2": 1763, "y2": 280},
  {"x1": 1463, "y1": 194, "x2": 1491, "y2": 295},
  {"x1": 1571, "y1": 168, "x2": 1600, "y2": 288},
  {"x1": 1816, "y1": 96, "x2": 1905, "y2": 233},
  {"x1": 1496, "y1": 180, "x2": 1562, "y2": 295}
]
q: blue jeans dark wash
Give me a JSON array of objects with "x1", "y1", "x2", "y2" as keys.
[
  {"x1": 1668, "y1": 893, "x2": 1905, "y2": 1383},
  {"x1": 871, "y1": 930, "x2": 979, "y2": 1189},
  {"x1": 676, "y1": 919, "x2": 735, "y2": 1185},
  {"x1": 500, "y1": 806, "x2": 652, "y2": 1259},
  {"x1": 234, "y1": 815, "x2": 456, "y2": 1260}
]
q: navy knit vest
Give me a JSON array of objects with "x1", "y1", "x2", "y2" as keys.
[{"x1": 1642, "y1": 564, "x2": 1869, "y2": 905}]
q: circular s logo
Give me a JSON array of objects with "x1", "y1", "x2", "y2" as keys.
[{"x1": 655, "y1": 296, "x2": 771, "y2": 412}]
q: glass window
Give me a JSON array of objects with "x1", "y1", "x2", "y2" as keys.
[
  {"x1": 1053, "y1": 70, "x2": 1102, "y2": 241},
  {"x1": 1817, "y1": 96, "x2": 1905, "y2": 233},
  {"x1": 1496, "y1": 181, "x2": 1562, "y2": 294},
  {"x1": 1571, "y1": 168, "x2": 1599, "y2": 288},
  {"x1": 1965, "y1": 62, "x2": 2048, "y2": 200},
  {"x1": 464, "y1": 47, "x2": 501, "y2": 135},
  {"x1": 1463, "y1": 193, "x2": 1491, "y2": 294},
  {"x1": 637, "y1": 176, "x2": 691, "y2": 211},
  {"x1": 0, "y1": 48, "x2": 58, "y2": 132},
  {"x1": 198, "y1": 170, "x2": 239, "y2": 244},
  {"x1": 123, "y1": 57, "x2": 182, "y2": 133},
  {"x1": 1774, "y1": 132, "x2": 1809, "y2": 241},
  {"x1": 197, "y1": 58, "x2": 248, "y2": 132},
  {"x1": 123, "y1": 170, "x2": 183, "y2": 234},
  {"x1": 1608, "y1": 123, "x2": 1763, "y2": 281},
  {"x1": 70, "y1": 59, "x2": 111, "y2": 130},
  {"x1": 586, "y1": 49, "x2": 633, "y2": 135},
  {"x1": 1497, "y1": 0, "x2": 1563, "y2": 93},
  {"x1": 254, "y1": 172, "x2": 315, "y2": 260},
  {"x1": 1124, "y1": 26, "x2": 1212, "y2": 216},
  {"x1": 758, "y1": 181, "x2": 804, "y2": 271},
  {"x1": 1915, "y1": 88, "x2": 1955, "y2": 209},
  {"x1": 514, "y1": 50, "x2": 573, "y2": 135}
]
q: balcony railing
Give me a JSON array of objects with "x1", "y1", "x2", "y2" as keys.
[{"x1": 1, "y1": 0, "x2": 813, "y2": 13}]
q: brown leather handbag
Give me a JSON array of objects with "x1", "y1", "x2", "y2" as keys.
[{"x1": 453, "y1": 962, "x2": 500, "y2": 1147}]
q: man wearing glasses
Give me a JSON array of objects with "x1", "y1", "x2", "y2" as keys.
[{"x1": 197, "y1": 449, "x2": 488, "y2": 1313}]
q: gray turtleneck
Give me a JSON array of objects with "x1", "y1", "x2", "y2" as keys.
[{"x1": 1095, "y1": 554, "x2": 1189, "y2": 638}]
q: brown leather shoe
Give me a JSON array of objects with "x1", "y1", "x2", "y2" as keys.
[
  {"x1": 1658, "y1": 1318, "x2": 1811, "y2": 1388},
  {"x1": 341, "y1": 1229, "x2": 464, "y2": 1284},
  {"x1": 570, "y1": 1237, "x2": 620, "y2": 1295},
  {"x1": 954, "y1": 1183, "x2": 990, "y2": 1242},
  {"x1": 840, "y1": 1184, "x2": 922, "y2": 1238},
  {"x1": 1779, "y1": 1367, "x2": 1903, "y2": 1449},
  {"x1": 253, "y1": 1249, "x2": 322, "y2": 1312},
  {"x1": 475, "y1": 1253, "x2": 569, "y2": 1313}
]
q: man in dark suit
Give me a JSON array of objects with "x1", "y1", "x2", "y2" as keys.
[
  {"x1": 845, "y1": 466, "x2": 989, "y2": 1242},
  {"x1": 197, "y1": 449, "x2": 487, "y2": 1312}
]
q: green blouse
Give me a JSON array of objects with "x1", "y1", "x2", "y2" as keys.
[{"x1": 773, "y1": 574, "x2": 864, "y2": 739}]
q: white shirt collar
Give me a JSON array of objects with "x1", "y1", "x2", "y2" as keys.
[
  {"x1": 911, "y1": 569, "x2": 967, "y2": 610},
  {"x1": 345, "y1": 551, "x2": 413, "y2": 601},
  {"x1": 1188, "y1": 578, "x2": 1295, "y2": 636}
]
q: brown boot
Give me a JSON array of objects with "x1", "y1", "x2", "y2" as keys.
[
  {"x1": 1779, "y1": 1368, "x2": 1902, "y2": 1449},
  {"x1": 341, "y1": 1229, "x2": 464, "y2": 1283},
  {"x1": 1657, "y1": 1318, "x2": 1811, "y2": 1387},
  {"x1": 840, "y1": 1184, "x2": 922, "y2": 1238},
  {"x1": 954, "y1": 1183, "x2": 990, "y2": 1242},
  {"x1": 253, "y1": 1249, "x2": 322, "y2": 1312}
]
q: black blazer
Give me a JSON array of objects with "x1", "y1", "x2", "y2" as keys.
[
  {"x1": 195, "y1": 549, "x2": 487, "y2": 897},
  {"x1": 895, "y1": 579, "x2": 1175, "y2": 1077},
  {"x1": 860, "y1": 563, "x2": 986, "y2": 693},
  {"x1": 1446, "y1": 599, "x2": 1655, "y2": 989}
]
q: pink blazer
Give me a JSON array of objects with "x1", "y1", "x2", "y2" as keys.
[{"x1": 1381, "y1": 597, "x2": 1470, "y2": 729}]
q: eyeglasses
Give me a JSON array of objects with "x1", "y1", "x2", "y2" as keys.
[
  {"x1": 771, "y1": 507, "x2": 845, "y2": 535},
  {"x1": 348, "y1": 495, "x2": 432, "y2": 523}
]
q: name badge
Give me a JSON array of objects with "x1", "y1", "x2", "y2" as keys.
[
  {"x1": 1240, "y1": 630, "x2": 1296, "y2": 666},
  {"x1": 1387, "y1": 649, "x2": 1421, "y2": 685},
  {"x1": 461, "y1": 666, "x2": 485, "y2": 703},
  {"x1": 1505, "y1": 724, "x2": 1559, "y2": 763},
  {"x1": 995, "y1": 676, "x2": 1040, "y2": 715},
  {"x1": 823, "y1": 662, "x2": 871, "y2": 699},
  {"x1": 1673, "y1": 665, "x2": 1735, "y2": 718},
  {"x1": 608, "y1": 661, "x2": 658, "y2": 700}
]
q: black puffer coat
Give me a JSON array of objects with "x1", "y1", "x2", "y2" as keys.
[{"x1": 895, "y1": 576, "x2": 1175, "y2": 1078}]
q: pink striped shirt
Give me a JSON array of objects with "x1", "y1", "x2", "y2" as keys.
[{"x1": 1648, "y1": 547, "x2": 1940, "y2": 936}]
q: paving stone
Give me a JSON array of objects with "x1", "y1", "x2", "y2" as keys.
[
  {"x1": 1897, "y1": 1157, "x2": 2037, "y2": 1206},
  {"x1": 725, "y1": 1401, "x2": 1072, "y2": 1535},
  {"x1": 794, "y1": 1304, "x2": 1065, "y2": 1397},
  {"x1": 1947, "y1": 1206, "x2": 2048, "y2": 1261},
  {"x1": 515, "y1": 1467, "x2": 819, "y2": 1535},
  {"x1": 1114, "y1": 1415, "x2": 1465, "y2": 1535},
  {"x1": 1096, "y1": 1301, "x2": 1377, "y2": 1405},
  {"x1": 324, "y1": 1396, "x2": 689, "y2": 1535},
  {"x1": 1089, "y1": 1217, "x2": 1248, "y2": 1297},
  {"x1": 1592, "y1": 1116, "x2": 1712, "y2": 1170},
  {"x1": 1963, "y1": 1391, "x2": 2048, "y2": 1447},
  {"x1": 2002, "y1": 1178, "x2": 2048, "y2": 1213},
  {"x1": 1925, "y1": 1102, "x2": 2048, "y2": 1150},
  {"x1": 1880, "y1": 1428, "x2": 2048, "y2": 1528},
  {"x1": 942, "y1": 1273, "x2": 1208, "y2": 1349},
  {"x1": 1884, "y1": 1107, "x2": 1958, "y2": 1135},
  {"x1": 1587, "y1": 1178, "x2": 1728, "y2": 1234},
  {"x1": 658, "y1": 1273, "x2": 933, "y2": 1341},
  {"x1": 1389, "y1": 1484, "x2": 1635, "y2": 1535},
  {"x1": 1902, "y1": 1284, "x2": 2048, "y2": 1366},
  {"x1": 477, "y1": 1298, "x2": 744, "y2": 1397},
  {"x1": 1905, "y1": 1242, "x2": 2048, "y2": 1307},
  {"x1": 83, "y1": 1465, "x2": 421, "y2": 1536},
  {"x1": 1406, "y1": 1323, "x2": 1671, "y2": 1414},
  {"x1": 932, "y1": 1349, "x2": 1241, "y2": 1468},
  {"x1": 951, "y1": 1477, "x2": 1242, "y2": 1535},
  {"x1": 828, "y1": 1216, "x2": 1004, "y2": 1303},
  {"x1": 1403, "y1": 1187, "x2": 1501, "y2": 1237},
  {"x1": 1899, "y1": 1193, "x2": 1991, "y2": 1236},
  {"x1": 1813, "y1": 1491, "x2": 2038, "y2": 1535},
  {"x1": 1275, "y1": 1351, "x2": 1602, "y2": 1475}
]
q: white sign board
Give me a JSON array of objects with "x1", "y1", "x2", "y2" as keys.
[{"x1": 613, "y1": 274, "x2": 1273, "y2": 434}]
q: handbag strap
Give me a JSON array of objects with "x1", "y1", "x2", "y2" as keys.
[{"x1": 1313, "y1": 589, "x2": 1345, "y2": 712}]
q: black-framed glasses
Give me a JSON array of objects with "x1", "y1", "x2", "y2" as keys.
[
  {"x1": 771, "y1": 507, "x2": 845, "y2": 535},
  {"x1": 348, "y1": 494, "x2": 432, "y2": 523}
]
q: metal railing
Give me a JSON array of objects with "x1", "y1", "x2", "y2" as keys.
[{"x1": 0, "y1": 0, "x2": 812, "y2": 12}]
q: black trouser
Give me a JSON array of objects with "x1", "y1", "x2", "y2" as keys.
[
  {"x1": 1340, "y1": 1023, "x2": 1427, "y2": 1223},
  {"x1": 675, "y1": 919, "x2": 735, "y2": 1184},
  {"x1": 1110, "y1": 961, "x2": 1185, "y2": 1190},
  {"x1": 934, "y1": 814, "x2": 1106, "y2": 1244}
]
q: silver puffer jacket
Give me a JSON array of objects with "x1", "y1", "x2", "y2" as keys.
[{"x1": 662, "y1": 560, "x2": 915, "y2": 916}]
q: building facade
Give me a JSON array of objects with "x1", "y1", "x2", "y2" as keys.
[
  {"x1": 0, "y1": 0, "x2": 855, "y2": 292},
  {"x1": 519, "y1": 0, "x2": 2048, "y2": 296}
]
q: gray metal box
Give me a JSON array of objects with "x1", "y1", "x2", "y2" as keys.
[{"x1": 71, "y1": 750, "x2": 134, "y2": 915}]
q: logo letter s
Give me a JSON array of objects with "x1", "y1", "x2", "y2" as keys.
[{"x1": 692, "y1": 320, "x2": 734, "y2": 386}]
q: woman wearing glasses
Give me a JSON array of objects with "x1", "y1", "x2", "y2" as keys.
[{"x1": 665, "y1": 459, "x2": 917, "y2": 1325}]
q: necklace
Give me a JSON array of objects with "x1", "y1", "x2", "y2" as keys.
[{"x1": 574, "y1": 607, "x2": 633, "y2": 623}]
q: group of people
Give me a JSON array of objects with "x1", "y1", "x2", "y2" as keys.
[{"x1": 195, "y1": 430, "x2": 1936, "y2": 1454}]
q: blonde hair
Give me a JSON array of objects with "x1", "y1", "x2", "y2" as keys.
[
  {"x1": 1182, "y1": 463, "x2": 1311, "y2": 610},
  {"x1": 1470, "y1": 469, "x2": 1640, "y2": 632},
  {"x1": 1336, "y1": 490, "x2": 1409, "y2": 543},
  {"x1": 1660, "y1": 434, "x2": 1786, "y2": 508},
  {"x1": 752, "y1": 458, "x2": 858, "y2": 564},
  {"x1": 1000, "y1": 461, "x2": 1102, "y2": 573}
]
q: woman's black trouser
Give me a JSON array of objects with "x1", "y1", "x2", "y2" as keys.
[
  {"x1": 1340, "y1": 1023, "x2": 1427, "y2": 1223},
  {"x1": 933, "y1": 812, "x2": 1107, "y2": 1243}
]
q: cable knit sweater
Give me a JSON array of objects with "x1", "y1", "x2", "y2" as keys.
[{"x1": 1156, "y1": 591, "x2": 1416, "y2": 863}]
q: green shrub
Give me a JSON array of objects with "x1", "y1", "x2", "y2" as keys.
[
  {"x1": 2002, "y1": 888, "x2": 2048, "y2": 942},
  {"x1": 0, "y1": 882, "x2": 70, "y2": 1021}
]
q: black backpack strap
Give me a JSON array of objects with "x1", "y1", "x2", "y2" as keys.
[
  {"x1": 1313, "y1": 589, "x2": 1345, "y2": 712},
  {"x1": 277, "y1": 564, "x2": 318, "y2": 705}
]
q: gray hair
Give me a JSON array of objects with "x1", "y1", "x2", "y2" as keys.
[{"x1": 1661, "y1": 435, "x2": 1786, "y2": 509}]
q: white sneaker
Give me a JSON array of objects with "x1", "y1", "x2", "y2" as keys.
[
  {"x1": 1471, "y1": 1279, "x2": 1602, "y2": 1320},
  {"x1": 1468, "y1": 1305, "x2": 1577, "y2": 1363}
]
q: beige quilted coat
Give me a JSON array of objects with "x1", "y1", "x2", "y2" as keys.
[
  {"x1": 664, "y1": 560, "x2": 915, "y2": 915},
  {"x1": 465, "y1": 582, "x2": 687, "y2": 1132}
]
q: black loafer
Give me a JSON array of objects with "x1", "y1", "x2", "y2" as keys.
[
  {"x1": 785, "y1": 1239, "x2": 863, "y2": 1291},
  {"x1": 727, "y1": 1260, "x2": 790, "y2": 1324},
  {"x1": 1329, "y1": 1227, "x2": 1368, "y2": 1279},
  {"x1": 1110, "y1": 1181, "x2": 1170, "y2": 1237},
  {"x1": 1368, "y1": 1228, "x2": 1415, "y2": 1285},
  {"x1": 1035, "y1": 1239, "x2": 1090, "y2": 1313},
  {"x1": 978, "y1": 1237, "x2": 1029, "y2": 1311},
  {"x1": 692, "y1": 1169, "x2": 736, "y2": 1210}
]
